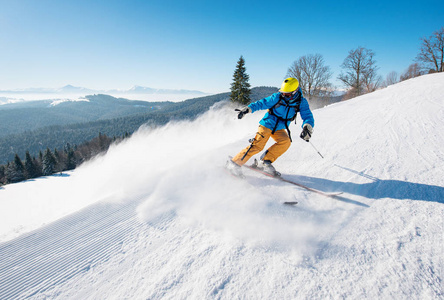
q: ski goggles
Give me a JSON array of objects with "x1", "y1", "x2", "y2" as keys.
[
  {"x1": 281, "y1": 91, "x2": 295, "y2": 98},
  {"x1": 281, "y1": 88, "x2": 301, "y2": 100}
]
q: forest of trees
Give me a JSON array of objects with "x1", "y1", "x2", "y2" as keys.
[{"x1": 0, "y1": 133, "x2": 120, "y2": 185}]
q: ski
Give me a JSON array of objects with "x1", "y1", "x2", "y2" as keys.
[
  {"x1": 224, "y1": 160, "x2": 299, "y2": 206},
  {"x1": 283, "y1": 201, "x2": 298, "y2": 206},
  {"x1": 223, "y1": 166, "x2": 298, "y2": 206},
  {"x1": 242, "y1": 162, "x2": 343, "y2": 199}
]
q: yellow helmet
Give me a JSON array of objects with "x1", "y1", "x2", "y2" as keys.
[{"x1": 280, "y1": 77, "x2": 299, "y2": 93}]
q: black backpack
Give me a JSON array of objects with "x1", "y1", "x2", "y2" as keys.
[{"x1": 267, "y1": 93, "x2": 302, "y2": 142}]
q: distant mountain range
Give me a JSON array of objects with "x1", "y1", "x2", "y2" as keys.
[{"x1": 0, "y1": 85, "x2": 207, "y2": 96}]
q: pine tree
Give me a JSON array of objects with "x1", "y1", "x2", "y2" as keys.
[
  {"x1": 230, "y1": 55, "x2": 251, "y2": 105},
  {"x1": 66, "y1": 148, "x2": 76, "y2": 170},
  {"x1": 5, "y1": 163, "x2": 12, "y2": 183},
  {"x1": 64, "y1": 143, "x2": 72, "y2": 154},
  {"x1": 6, "y1": 154, "x2": 25, "y2": 183},
  {"x1": 64, "y1": 143, "x2": 77, "y2": 170},
  {"x1": 54, "y1": 147, "x2": 67, "y2": 172},
  {"x1": 0, "y1": 165, "x2": 5, "y2": 185},
  {"x1": 24, "y1": 151, "x2": 39, "y2": 179},
  {"x1": 42, "y1": 148, "x2": 57, "y2": 176},
  {"x1": 54, "y1": 148, "x2": 59, "y2": 160},
  {"x1": 33, "y1": 157, "x2": 43, "y2": 177}
]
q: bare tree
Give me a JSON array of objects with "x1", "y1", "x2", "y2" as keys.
[
  {"x1": 363, "y1": 67, "x2": 383, "y2": 92},
  {"x1": 400, "y1": 63, "x2": 423, "y2": 81},
  {"x1": 338, "y1": 47, "x2": 380, "y2": 98},
  {"x1": 416, "y1": 27, "x2": 444, "y2": 73},
  {"x1": 384, "y1": 71, "x2": 399, "y2": 87},
  {"x1": 286, "y1": 53, "x2": 333, "y2": 101}
]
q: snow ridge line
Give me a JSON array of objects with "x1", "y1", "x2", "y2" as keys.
[
  {"x1": 9, "y1": 221, "x2": 137, "y2": 300},
  {"x1": 2, "y1": 203, "x2": 139, "y2": 298},
  {"x1": 0, "y1": 199, "x2": 143, "y2": 300},
  {"x1": 24, "y1": 221, "x2": 139, "y2": 299},
  {"x1": 0, "y1": 202, "x2": 132, "y2": 271},
  {"x1": 0, "y1": 201, "x2": 132, "y2": 267}
]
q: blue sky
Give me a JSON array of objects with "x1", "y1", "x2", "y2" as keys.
[{"x1": 0, "y1": 0, "x2": 442, "y2": 93}]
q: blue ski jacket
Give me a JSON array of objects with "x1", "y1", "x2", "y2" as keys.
[{"x1": 247, "y1": 92, "x2": 314, "y2": 132}]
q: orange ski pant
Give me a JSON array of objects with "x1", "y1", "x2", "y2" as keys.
[{"x1": 232, "y1": 125, "x2": 291, "y2": 166}]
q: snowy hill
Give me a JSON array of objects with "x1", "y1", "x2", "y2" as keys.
[{"x1": 0, "y1": 73, "x2": 443, "y2": 299}]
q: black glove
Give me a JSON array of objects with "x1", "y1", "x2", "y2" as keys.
[
  {"x1": 300, "y1": 124, "x2": 313, "y2": 142},
  {"x1": 235, "y1": 107, "x2": 251, "y2": 119}
]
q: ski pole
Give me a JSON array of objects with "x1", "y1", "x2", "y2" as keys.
[
  {"x1": 308, "y1": 140, "x2": 324, "y2": 159},
  {"x1": 241, "y1": 138, "x2": 255, "y2": 161}
]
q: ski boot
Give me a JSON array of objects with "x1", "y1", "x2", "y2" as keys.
[
  {"x1": 225, "y1": 159, "x2": 245, "y2": 178},
  {"x1": 258, "y1": 160, "x2": 281, "y2": 177}
]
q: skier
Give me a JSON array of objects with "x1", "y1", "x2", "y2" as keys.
[{"x1": 226, "y1": 77, "x2": 314, "y2": 177}]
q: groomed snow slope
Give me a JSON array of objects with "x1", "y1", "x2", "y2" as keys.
[{"x1": 0, "y1": 73, "x2": 443, "y2": 299}]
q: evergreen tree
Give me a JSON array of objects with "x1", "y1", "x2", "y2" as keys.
[
  {"x1": 0, "y1": 165, "x2": 6, "y2": 185},
  {"x1": 24, "y1": 151, "x2": 39, "y2": 179},
  {"x1": 53, "y1": 147, "x2": 66, "y2": 172},
  {"x1": 6, "y1": 154, "x2": 25, "y2": 183},
  {"x1": 230, "y1": 55, "x2": 251, "y2": 105},
  {"x1": 64, "y1": 143, "x2": 72, "y2": 153},
  {"x1": 5, "y1": 163, "x2": 13, "y2": 183},
  {"x1": 33, "y1": 157, "x2": 43, "y2": 177},
  {"x1": 63, "y1": 143, "x2": 77, "y2": 170},
  {"x1": 42, "y1": 148, "x2": 57, "y2": 176},
  {"x1": 66, "y1": 148, "x2": 76, "y2": 170},
  {"x1": 98, "y1": 132, "x2": 111, "y2": 152}
]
